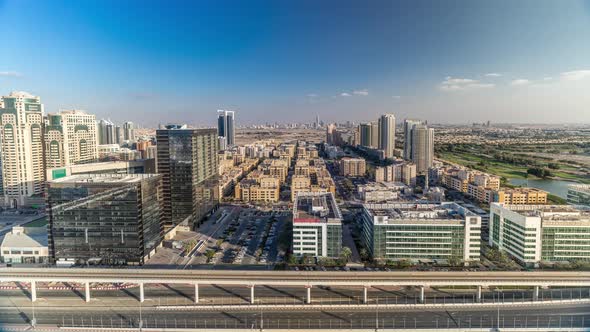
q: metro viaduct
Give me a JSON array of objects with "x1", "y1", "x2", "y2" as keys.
[{"x1": 1, "y1": 268, "x2": 589, "y2": 305}]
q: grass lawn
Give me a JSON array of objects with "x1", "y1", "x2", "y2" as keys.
[
  {"x1": 437, "y1": 151, "x2": 528, "y2": 179},
  {"x1": 438, "y1": 150, "x2": 590, "y2": 183}
]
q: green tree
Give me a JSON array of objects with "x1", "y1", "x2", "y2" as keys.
[
  {"x1": 205, "y1": 249, "x2": 216, "y2": 263},
  {"x1": 396, "y1": 259, "x2": 411, "y2": 269},
  {"x1": 359, "y1": 248, "x2": 369, "y2": 261},
  {"x1": 448, "y1": 257, "x2": 462, "y2": 267},
  {"x1": 340, "y1": 247, "x2": 352, "y2": 263}
]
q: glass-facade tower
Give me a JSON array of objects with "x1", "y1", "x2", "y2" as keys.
[
  {"x1": 157, "y1": 126, "x2": 219, "y2": 232},
  {"x1": 47, "y1": 173, "x2": 163, "y2": 265}
]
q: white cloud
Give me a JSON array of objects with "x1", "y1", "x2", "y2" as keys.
[
  {"x1": 392, "y1": 95, "x2": 401, "y2": 99},
  {"x1": 510, "y1": 79, "x2": 531, "y2": 86},
  {"x1": 306, "y1": 93, "x2": 318, "y2": 98},
  {"x1": 560, "y1": 70, "x2": 590, "y2": 81},
  {"x1": 353, "y1": 89, "x2": 369, "y2": 96},
  {"x1": 0, "y1": 71, "x2": 22, "y2": 77},
  {"x1": 485, "y1": 73, "x2": 502, "y2": 77},
  {"x1": 543, "y1": 77, "x2": 553, "y2": 81},
  {"x1": 340, "y1": 92, "x2": 351, "y2": 97},
  {"x1": 439, "y1": 76, "x2": 495, "y2": 91},
  {"x1": 443, "y1": 77, "x2": 477, "y2": 84}
]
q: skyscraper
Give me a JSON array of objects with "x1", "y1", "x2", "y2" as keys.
[
  {"x1": 115, "y1": 125, "x2": 123, "y2": 144},
  {"x1": 123, "y1": 121, "x2": 135, "y2": 142},
  {"x1": 410, "y1": 124, "x2": 434, "y2": 173},
  {"x1": 370, "y1": 121, "x2": 379, "y2": 149},
  {"x1": 378, "y1": 114, "x2": 396, "y2": 158},
  {"x1": 0, "y1": 91, "x2": 45, "y2": 207},
  {"x1": 97, "y1": 119, "x2": 116, "y2": 145},
  {"x1": 217, "y1": 110, "x2": 235, "y2": 149},
  {"x1": 157, "y1": 125, "x2": 219, "y2": 232},
  {"x1": 403, "y1": 119, "x2": 422, "y2": 160},
  {"x1": 326, "y1": 123, "x2": 336, "y2": 144},
  {"x1": 358, "y1": 123, "x2": 372, "y2": 147},
  {"x1": 45, "y1": 110, "x2": 99, "y2": 168}
]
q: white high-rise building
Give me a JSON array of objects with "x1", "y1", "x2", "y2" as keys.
[
  {"x1": 0, "y1": 91, "x2": 45, "y2": 207},
  {"x1": 410, "y1": 124, "x2": 434, "y2": 174},
  {"x1": 378, "y1": 114, "x2": 395, "y2": 158},
  {"x1": 45, "y1": 110, "x2": 99, "y2": 168},
  {"x1": 123, "y1": 121, "x2": 135, "y2": 142},
  {"x1": 403, "y1": 119, "x2": 422, "y2": 160},
  {"x1": 97, "y1": 119, "x2": 116, "y2": 145}
]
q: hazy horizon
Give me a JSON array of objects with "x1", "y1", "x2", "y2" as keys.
[{"x1": 1, "y1": 0, "x2": 590, "y2": 126}]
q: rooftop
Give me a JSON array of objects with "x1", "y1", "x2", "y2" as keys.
[
  {"x1": 496, "y1": 203, "x2": 590, "y2": 221},
  {"x1": 364, "y1": 202, "x2": 476, "y2": 221},
  {"x1": 7, "y1": 91, "x2": 37, "y2": 98},
  {"x1": 569, "y1": 184, "x2": 590, "y2": 193},
  {"x1": 1, "y1": 227, "x2": 48, "y2": 249},
  {"x1": 294, "y1": 192, "x2": 342, "y2": 223},
  {"x1": 50, "y1": 173, "x2": 160, "y2": 184}
]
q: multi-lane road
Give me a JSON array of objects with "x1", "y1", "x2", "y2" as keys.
[
  {"x1": 2, "y1": 303, "x2": 590, "y2": 330},
  {"x1": 1, "y1": 281, "x2": 589, "y2": 330}
]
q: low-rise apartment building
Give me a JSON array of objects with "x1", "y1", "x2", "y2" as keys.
[
  {"x1": 375, "y1": 162, "x2": 416, "y2": 186},
  {"x1": 235, "y1": 175, "x2": 280, "y2": 203},
  {"x1": 357, "y1": 182, "x2": 404, "y2": 203},
  {"x1": 493, "y1": 187, "x2": 548, "y2": 205},
  {"x1": 339, "y1": 157, "x2": 366, "y2": 177}
]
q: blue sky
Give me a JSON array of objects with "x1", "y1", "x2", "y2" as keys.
[{"x1": 1, "y1": 0, "x2": 590, "y2": 126}]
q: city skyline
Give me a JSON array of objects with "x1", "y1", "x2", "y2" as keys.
[{"x1": 1, "y1": 1, "x2": 589, "y2": 125}]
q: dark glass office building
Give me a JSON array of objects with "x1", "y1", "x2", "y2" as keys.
[
  {"x1": 217, "y1": 110, "x2": 235, "y2": 146},
  {"x1": 46, "y1": 173, "x2": 163, "y2": 265},
  {"x1": 156, "y1": 126, "x2": 219, "y2": 232}
]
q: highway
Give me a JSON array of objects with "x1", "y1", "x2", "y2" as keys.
[
  {"x1": 2, "y1": 268, "x2": 590, "y2": 287},
  {"x1": 1, "y1": 278, "x2": 590, "y2": 330},
  {"x1": 1, "y1": 303, "x2": 589, "y2": 330}
]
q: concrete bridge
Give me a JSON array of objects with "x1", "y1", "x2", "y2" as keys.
[{"x1": 1, "y1": 268, "x2": 589, "y2": 304}]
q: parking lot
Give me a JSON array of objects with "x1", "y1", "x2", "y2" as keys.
[
  {"x1": 208, "y1": 208, "x2": 290, "y2": 266},
  {"x1": 147, "y1": 205, "x2": 292, "y2": 268}
]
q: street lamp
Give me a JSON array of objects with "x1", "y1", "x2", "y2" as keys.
[
  {"x1": 139, "y1": 297, "x2": 143, "y2": 331},
  {"x1": 375, "y1": 297, "x2": 379, "y2": 331}
]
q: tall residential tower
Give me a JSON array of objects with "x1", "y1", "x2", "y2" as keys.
[
  {"x1": 44, "y1": 110, "x2": 99, "y2": 168},
  {"x1": 0, "y1": 91, "x2": 45, "y2": 207},
  {"x1": 378, "y1": 113, "x2": 396, "y2": 158},
  {"x1": 410, "y1": 124, "x2": 434, "y2": 173},
  {"x1": 403, "y1": 119, "x2": 422, "y2": 160}
]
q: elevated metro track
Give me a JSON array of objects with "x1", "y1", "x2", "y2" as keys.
[{"x1": 1, "y1": 268, "x2": 589, "y2": 287}]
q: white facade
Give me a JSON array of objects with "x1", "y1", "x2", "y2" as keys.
[
  {"x1": 0, "y1": 91, "x2": 45, "y2": 207},
  {"x1": 0, "y1": 226, "x2": 49, "y2": 264},
  {"x1": 361, "y1": 202, "x2": 481, "y2": 263},
  {"x1": 403, "y1": 119, "x2": 421, "y2": 160},
  {"x1": 357, "y1": 182, "x2": 401, "y2": 203},
  {"x1": 45, "y1": 110, "x2": 99, "y2": 168},
  {"x1": 410, "y1": 124, "x2": 434, "y2": 174},
  {"x1": 378, "y1": 114, "x2": 395, "y2": 159},
  {"x1": 490, "y1": 203, "x2": 590, "y2": 265},
  {"x1": 292, "y1": 192, "x2": 342, "y2": 258}
]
